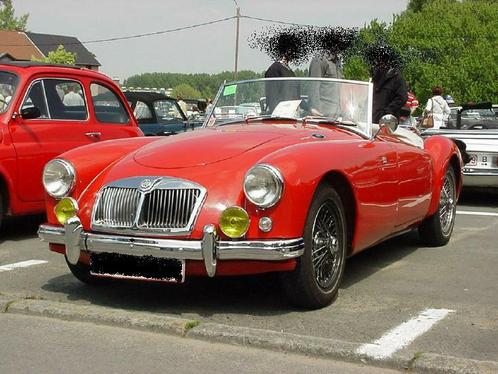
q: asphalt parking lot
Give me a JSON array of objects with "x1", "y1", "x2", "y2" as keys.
[{"x1": 0, "y1": 188, "x2": 497, "y2": 370}]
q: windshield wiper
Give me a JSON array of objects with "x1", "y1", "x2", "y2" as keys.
[
  {"x1": 245, "y1": 115, "x2": 299, "y2": 123},
  {"x1": 303, "y1": 116, "x2": 359, "y2": 127}
]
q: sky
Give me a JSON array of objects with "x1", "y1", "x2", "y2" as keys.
[{"x1": 14, "y1": 0, "x2": 409, "y2": 81}]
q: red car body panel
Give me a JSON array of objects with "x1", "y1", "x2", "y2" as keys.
[
  {"x1": 43, "y1": 121, "x2": 463, "y2": 276},
  {"x1": 0, "y1": 63, "x2": 143, "y2": 219}
]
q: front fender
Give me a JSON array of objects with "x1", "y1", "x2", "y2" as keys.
[
  {"x1": 45, "y1": 137, "x2": 159, "y2": 222},
  {"x1": 424, "y1": 135, "x2": 463, "y2": 216}
]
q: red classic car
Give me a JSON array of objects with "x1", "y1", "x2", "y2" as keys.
[
  {"x1": 0, "y1": 62, "x2": 143, "y2": 229},
  {"x1": 38, "y1": 78, "x2": 463, "y2": 309}
]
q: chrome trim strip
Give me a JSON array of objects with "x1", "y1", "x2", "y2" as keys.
[{"x1": 38, "y1": 223, "x2": 305, "y2": 264}]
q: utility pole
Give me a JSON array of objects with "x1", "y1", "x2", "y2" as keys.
[{"x1": 234, "y1": 6, "x2": 240, "y2": 80}]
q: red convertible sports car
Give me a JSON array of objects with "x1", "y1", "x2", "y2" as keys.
[{"x1": 38, "y1": 78, "x2": 463, "y2": 309}]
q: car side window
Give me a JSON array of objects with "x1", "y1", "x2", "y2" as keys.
[
  {"x1": 21, "y1": 80, "x2": 49, "y2": 118},
  {"x1": 134, "y1": 101, "x2": 153, "y2": 120},
  {"x1": 90, "y1": 83, "x2": 129, "y2": 124},
  {"x1": 21, "y1": 79, "x2": 88, "y2": 121},
  {"x1": 46, "y1": 79, "x2": 87, "y2": 120}
]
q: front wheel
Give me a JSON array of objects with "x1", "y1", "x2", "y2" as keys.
[
  {"x1": 281, "y1": 185, "x2": 347, "y2": 309},
  {"x1": 419, "y1": 167, "x2": 457, "y2": 246},
  {"x1": 65, "y1": 257, "x2": 102, "y2": 285}
]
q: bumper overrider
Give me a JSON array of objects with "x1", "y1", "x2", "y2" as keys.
[{"x1": 38, "y1": 217, "x2": 305, "y2": 277}]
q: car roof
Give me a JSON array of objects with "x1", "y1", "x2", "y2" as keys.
[{"x1": 0, "y1": 61, "x2": 112, "y2": 80}]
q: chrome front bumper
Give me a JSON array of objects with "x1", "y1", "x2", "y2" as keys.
[{"x1": 38, "y1": 218, "x2": 304, "y2": 277}]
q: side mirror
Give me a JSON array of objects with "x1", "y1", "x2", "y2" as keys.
[
  {"x1": 379, "y1": 114, "x2": 398, "y2": 133},
  {"x1": 20, "y1": 106, "x2": 41, "y2": 120}
]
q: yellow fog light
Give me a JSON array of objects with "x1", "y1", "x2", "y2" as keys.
[
  {"x1": 219, "y1": 206, "x2": 250, "y2": 238},
  {"x1": 54, "y1": 197, "x2": 78, "y2": 225}
]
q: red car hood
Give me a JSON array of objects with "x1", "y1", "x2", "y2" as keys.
[{"x1": 134, "y1": 128, "x2": 285, "y2": 169}]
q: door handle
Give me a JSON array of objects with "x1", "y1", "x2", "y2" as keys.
[{"x1": 85, "y1": 132, "x2": 101, "y2": 139}]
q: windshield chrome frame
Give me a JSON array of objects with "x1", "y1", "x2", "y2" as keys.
[{"x1": 203, "y1": 77, "x2": 374, "y2": 138}]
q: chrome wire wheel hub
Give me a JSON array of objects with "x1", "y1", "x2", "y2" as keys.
[
  {"x1": 311, "y1": 202, "x2": 341, "y2": 289},
  {"x1": 439, "y1": 172, "x2": 456, "y2": 235}
]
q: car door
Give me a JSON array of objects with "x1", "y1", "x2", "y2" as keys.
[
  {"x1": 383, "y1": 132, "x2": 432, "y2": 228},
  {"x1": 9, "y1": 77, "x2": 99, "y2": 202},
  {"x1": 88, "y1": 82, "x2": 142, "y2": 140},
  {"x1": 351, "y1": 138, "x2": 399, "y2": 251}
]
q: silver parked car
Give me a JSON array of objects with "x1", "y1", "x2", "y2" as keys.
[{"x1": 422, "y1": 129, "x2": 498, "y2": 187}]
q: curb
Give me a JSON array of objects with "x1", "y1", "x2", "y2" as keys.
[{"x1": 1, "y1": 295, "x2": 497, "y2": 374}]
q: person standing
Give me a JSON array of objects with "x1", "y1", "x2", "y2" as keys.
[
  {"x1": 308, "y1": 57, "x2": 343, "y2": 116},
  {"x1": 63, "y1": 86, "x2": 84, "y2": 106},
  {"x1": 424, "y1": 86, "x2": 451, "y2": 129},
  {"x1": 365, "y1": 43, "x2": 408, "y2": 124},
  {"x1": 399, "y1": 86, "x2": 419, "y2": 128},
  {"x1": 264, "y1": 56, "x2": 300, "y2": 113}
]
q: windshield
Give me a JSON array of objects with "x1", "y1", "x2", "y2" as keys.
[
  {"x1": 0, "y1": 71, "x2": 19, "y2": 114},
  {"x1": 205, "y1": 78, "x2": 372, "y2": 136},
  {"x1": 154, "y1": 99, "x2": 185, "y2": 121},
  {"x1": 463, "y1": 109, "x2": 496, "y2": 119}
]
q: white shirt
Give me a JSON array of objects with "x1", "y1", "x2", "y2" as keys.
[
  {"x1": 425, "y1": 95, "x2": 451, "y2": 129},
  {"x1": 63, "y1": 91, "x2": 84, "y2": 106}
]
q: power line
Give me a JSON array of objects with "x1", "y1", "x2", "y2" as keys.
[
  {"x1": 241, "y1": 15, "x2": 317, "y2": 27},
  {"x1": 0, "y1": 16, "x2": 236, "y2": 47},
  {"x1": 0, "y1": 14, "x2": 320, "y2": 48}
]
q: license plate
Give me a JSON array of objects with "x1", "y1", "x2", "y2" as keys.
[
  {"x1": 467, "y1": 153, "x2": 494, "y2": 168},
  {"x1": 90, "y1": 253, "x2": 185, "y2": 283}
]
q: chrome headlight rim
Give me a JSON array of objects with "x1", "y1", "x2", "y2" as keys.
[
  {"x1": 43, "y1": 158, "x2": 76, "y2": 199},
  {"x1": 243, "y1": 163, "x2": 284, "y2": 209}
]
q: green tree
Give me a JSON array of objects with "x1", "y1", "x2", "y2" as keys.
[
  {"x1": 171, "y1": 83, "x2": 202, "y2": 99},
  {"x1": 0, "y1": 0, "x2": 28, "y2": 31},
  {"x1": 391, "y1": 0, "x2": 498, "y2": 104},
  {"x1": 33, "y1": 45, "x2": 77, "y2": 65},
  {"x1": 406, "y1": 0, "x2": 433, "y2": 12}
]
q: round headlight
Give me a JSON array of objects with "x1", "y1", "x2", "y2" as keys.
[
  {"x1": 244, "y1": 164, "x2": 283, "y2": 208},
  {"x1": 43, "y1": 159, "x2": 76, "y2": 198},
  {"x1": 219, "y1": 206, "x2": 250, "y2": 238},
  {"x1": 54, "y1": 197, "x2": 78, "y2": 225}
]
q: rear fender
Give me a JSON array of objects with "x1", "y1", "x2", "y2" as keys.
[{"x1": 424, "y1": 135, "x2": 463, "y2": 216}]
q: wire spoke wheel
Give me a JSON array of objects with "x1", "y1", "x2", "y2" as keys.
[
  {"x1": 439, "y1": 171, "x2": 456, "y2": 236},
  {"x1": 419, "y1": 167, "x2": 457, "y2": 247},
  {"x1": 311, "y1": 202, "x2": 341, "y2": 290},
  {"x1": 281, "y1": 185, "x2": 347, "y2": 309}
]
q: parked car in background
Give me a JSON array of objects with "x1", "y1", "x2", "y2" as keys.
[
  {"x1": 422, "y1": 128, "x2": 498, "y2": 188},
  {"x1": 0, "y1": 62, "x2": 143, "y2": 229},
  {"x1": 445, "y1": 102, "x2": 498, "y2": 130},
  {"x1": 124, "y1": 91, "x2": 202, "y2": 136},
  {"x1": 38, "y1": 77, "x2": 462, "y2": 309}
]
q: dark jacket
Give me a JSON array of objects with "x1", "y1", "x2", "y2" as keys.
[
  {"x1": 264, "y1": 61, "x2": 300, "y2": 113},
  {"x1": 372, "y1": 68, "x2": 408, "y2": 123}
]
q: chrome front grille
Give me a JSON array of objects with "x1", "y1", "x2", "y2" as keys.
[
  {"x1": 138, "y1": 188, "x2": 201, "y2": 228},
  {"x1": 94, "y1": 187, "x2": 142, "y2": 227},
  {"x1": 91, "y1": 177, "x2": 207, "y2": 236}
]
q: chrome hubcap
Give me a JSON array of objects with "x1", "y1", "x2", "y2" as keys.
[
  {"x1": 439, "y1": 172, "x2": 456, "y2": 235},
  {"x1": 311, "y1": 202, "x2": 341, "y2": 289}
]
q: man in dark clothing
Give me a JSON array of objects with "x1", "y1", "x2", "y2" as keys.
[
  {"x1": 372, "y1": 68, "x2": 408, "y2": 123},
  {"x1": 264, "y1": 58, "x2": 300, "y2": 113},
  {"x1": 365, "y1": 42, "x2": 408, "y2": 123}
]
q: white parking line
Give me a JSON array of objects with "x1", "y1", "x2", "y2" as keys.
[
  {"x1": 356, "y1": 308, "x2": 454, "y2": 359},
  {"x1": 0, "y1": 260, "x2": 48, "y2": 273},
  {"x1": 456, "y1": 210, "x2": 498, "y2": 217}
]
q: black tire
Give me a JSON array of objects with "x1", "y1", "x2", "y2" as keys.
[
  {"x1": 281, "y1": 185, "x2": 347, "y2": 309},
  {"x1": 65, "y1": 257, "x2": 102, "y2": 285},
  {"x1": 0, "y1": 190, "x2": 4, "y2": 233},
  {"x1": 419, "y1": 167, "x2": 457, "y2": 246}
]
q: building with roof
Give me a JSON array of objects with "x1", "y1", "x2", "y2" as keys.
[{"x1": 0, "y1": 30, "x2": 100, "y2": 70}]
